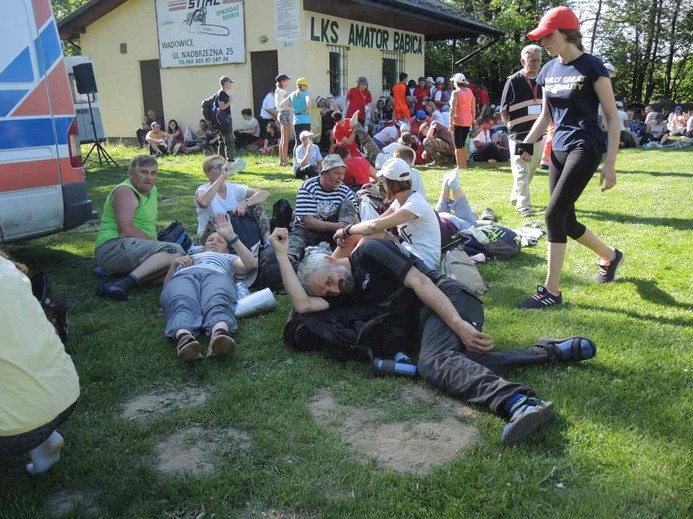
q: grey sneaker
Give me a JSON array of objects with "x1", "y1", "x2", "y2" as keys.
[
  {"x1": 597, "y1": 249, "x2": 624, "y2": 283},
  {"x1": 501, "y1": 398, "x2": 555, "y2": 446}
]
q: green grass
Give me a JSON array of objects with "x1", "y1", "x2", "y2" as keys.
[{"x1": 1, "y1": 145, "x2": 691, "y2": 518}]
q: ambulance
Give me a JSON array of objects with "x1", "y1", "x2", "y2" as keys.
[{"x1": 0, "y1": 0, "x2": 93, "y2": 243}]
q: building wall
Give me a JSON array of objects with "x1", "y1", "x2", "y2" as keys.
[{"x1": 79, "y1": 0, "x2": 424, "y2": 139}]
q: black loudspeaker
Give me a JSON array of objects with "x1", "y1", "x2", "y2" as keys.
[{"x1": 73, "y1": 63, "x2": 98, "y2": 94}]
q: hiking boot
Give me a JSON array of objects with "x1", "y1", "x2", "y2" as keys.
[
  {"x1": 518, "y1": 285, "x2": 562, "y2": 309},
  {"x1": 597, "y1": 249, "x2": 624, "y2": 283},
  {"x1": 502, "y1": 397, "x2": 555, "y2": 446}
]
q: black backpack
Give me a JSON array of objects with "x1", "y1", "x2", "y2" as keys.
[
  {"x1": 30, "y1": 272, "x2": 70, "y2": 345},
  {"x1": 270, "y1": 198, "x2": 293, "y2": 231},
  {"x1": 463, "y1": 224, "x2": 521, "y2": 260},
  {"x1": 201, "y1": 93, "x2": 218, "y2": 127},
  {"x1": 157, "y1": 220, "x2": 193, "y2": 253}
]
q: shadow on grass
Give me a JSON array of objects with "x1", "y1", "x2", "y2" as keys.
[
  {"x1": 619, "y1": 276, "x2": 692, "y2": 309},
  {"x1": 574, "y1": 303, "x2": 693, "y2": 327},
  {"x1": 575, "y1": 209, "x2": 691, "y2": 231},
  {"x1": 621, "y1": 169, "x2": 691, "y2": 178}
]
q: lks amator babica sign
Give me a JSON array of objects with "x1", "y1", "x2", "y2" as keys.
[{"x1": 155, "y1": 0, "x2": 246, "y2": 68}]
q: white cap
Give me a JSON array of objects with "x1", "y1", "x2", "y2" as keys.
[
  {"x1": 299, "y1": 130, "x2": 315, "y2": 140},
  {"x1": 426, "y1": 76, "x2": 434, "y2": 83},
  {"x1": 399, "y1": 122, "x2": 411, "y2": 133},
  {"x1": 615, "y1": 101, "x2": 624, "y2": 108},
  {"x1": 604, "y1": 62, "x2": 616, "y2": 76},
  {"x1": 377, "y1": 157, "x2": 411, "y2": 181},
  {"x1": 450, "y1": 73, "x2": 467, "y2": 83}
]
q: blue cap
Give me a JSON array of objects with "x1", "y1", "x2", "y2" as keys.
[{"x1": 416, "y1": 109, "x2": 427, "y2": 120}]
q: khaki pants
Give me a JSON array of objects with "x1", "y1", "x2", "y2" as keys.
[{"x1": 508, "y1": 136, "x2": 542, "y2": 213}]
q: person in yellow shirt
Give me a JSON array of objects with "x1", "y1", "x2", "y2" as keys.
[{"x1": 0, "y1": 254, "x2": 80, "y2": 474}]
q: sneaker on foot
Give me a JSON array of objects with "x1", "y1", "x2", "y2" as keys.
[
  {"x1": 176, "y1": 334, "x2": 203, "y2": 362},
  {"x1": 502, "y1": 398, "x2": 555, "y2": 446},
  {"x1": 597, "y1": 249, "x2": 624, "y2": 283},
  {"x1": 480, "y1": 207, "x2": 495, "y2": 221},
  {"x1": 518, "y1": 207, "x2": 533, "y2": 218},
  {"x1": 95, "y1": 281, "x2": 128, "y2": 301},
  {"x1": 207, "y1": 331, "x2": 236, "y2": 359},
  {"x1": 518, "y1": 285, "x2": 562, "y2": 309}
]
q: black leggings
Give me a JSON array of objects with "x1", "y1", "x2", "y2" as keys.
[
  {"x1": 546, "y1": 147, "x2": 601, "y2": 243},
  {"x1": 453, "y1": 126, "x2": 470, "y2": 149}
]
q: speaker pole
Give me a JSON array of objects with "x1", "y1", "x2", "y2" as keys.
[{"x1": 83, "y1": 93, "x2": 118, "y2": 168}]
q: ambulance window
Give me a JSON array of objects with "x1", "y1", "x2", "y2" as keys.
[{"x1": 0, "y1": 0, "x2": 37, "y2": 84}]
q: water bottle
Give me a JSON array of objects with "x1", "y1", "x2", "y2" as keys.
[
  {"x1": 372, "y1": 355, "x2": 417, "y2": 378},
  {"x1": 470, "y1": 226, "x2": 489, "y2": 244},
  {"x1": 235, "y1": 281, "x2": 250, "y2": 300}
]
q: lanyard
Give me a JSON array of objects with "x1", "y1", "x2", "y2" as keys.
[{"x1": 524, "y1": 75, "x2": 538, "y2": 104}]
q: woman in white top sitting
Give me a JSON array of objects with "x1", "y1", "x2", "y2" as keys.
[
  {"x1": 333, "y1": 157, "x2": 441, "y2": 269},
  {"x1": 161, "y1": 213, "x2": 257, "y2": 362},
  {"x1": 195, "y1": 155, "x2": 270, "y2": 240}
]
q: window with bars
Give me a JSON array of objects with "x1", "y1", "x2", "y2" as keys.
[
  {"x1": 381, "y1": 50, "x2": 405, "y2": 97},
  {"x1": 328, "y1": 45, "x2": 348, "y2": 96}
]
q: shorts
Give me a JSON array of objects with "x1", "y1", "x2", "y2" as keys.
[
  {"x1": 279, "y1": 110, "x2": 291, "y2": 126},
  {"x1": 95, "y1": 237, "x2": 184, "y2": 276},
  {"x1": 453, "y1": 126, "x2": 470, "y2": 149}
]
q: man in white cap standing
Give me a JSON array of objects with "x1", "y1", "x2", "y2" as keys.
[
  {"x1": 433, "y1": 76, "x2": 447, "y2": 110},
  {"x1": 500, "y1": 44, "x2": 544, "y2": 217}
]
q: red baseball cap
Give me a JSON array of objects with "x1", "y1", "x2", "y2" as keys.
[{"x1": 527, "y1": 6, "x2": 580, "y2": 40}]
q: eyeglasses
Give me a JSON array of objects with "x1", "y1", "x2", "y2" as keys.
[{"x1": 209, "y1": 163, "x2": 225, "y2": 170}]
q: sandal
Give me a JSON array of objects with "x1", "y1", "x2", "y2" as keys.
[
  {"x1": 176, "y1": 334, "x2": 203, "y2": 362},
  {"x1": 534, "y1": 337, "x2": 597, "y2": 363},
  {"x1": 207, "y1": 330, "x2": 236, "y2": 359}
]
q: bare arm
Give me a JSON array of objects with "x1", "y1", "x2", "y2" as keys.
[
  {"x1": 336, "y1": 208, "x2": 415, "y2": 240},
  {"x1": 213, "y1": 213, "x2": 257, "y2": 275},
  {"x1": 500, "y1": 109, "x2": 509, "y2": 125},
  {"x1": 164, "y1": 255, "x2": 195, "y2": 284},
  {"x1": 270, "y1": 228, "x2": 330, "y2": 313},
  {"x1": 112, "y1": 188, "x2": 152, "y2": 239},
  {"x1": 403, "y1": 267, "x2": 493, "y2": 353},
  {"x1": 594, "y1": 76, "x2": 619, "y2": 191},
  {"x1": 195, "y1": 169, "x2": 230, "y2": 208},
  {"x1": 245, "y1": 187, "x2": 269, "y2": 207},
  {"x1": 522, "y1": 94, "x2": 551, "y2": 145}
]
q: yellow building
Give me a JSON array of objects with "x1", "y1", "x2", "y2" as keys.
[{"x1": 59, "y1": 0, "x2": 501, "y2": 140}]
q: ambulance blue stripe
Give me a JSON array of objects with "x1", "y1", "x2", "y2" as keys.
[
  {"x1": 35, "y1": 21, "x2": 61, "y2": 76},
  {"x1": 0, "y1": 117, "x2": 73, "y2": 149},
  {"x1": 0, "y1": 47, "x2": 34, "y2": 83},
  {"x1": 0, "y1": 90, "x2": 30, "y2": 117}
]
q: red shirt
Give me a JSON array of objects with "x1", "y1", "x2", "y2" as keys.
[
  {"x1": 408, "y1": 115, "x2": 431, "y2": 136},
  {"x1": 333, "y1": 120, "x2": 361, "y2": 157},
  {"x1": 345, "y1": 87, "x2": 372, "y2": 120},
  {"x1": 476, "y1": 86, "x2": 490, "y2": 106},
  {"x1": 344, "y1": 156, "x2": 372, "y2": 186},
  {"x1": 413, "y1": 86, "x2": 429, "y2": 111}
]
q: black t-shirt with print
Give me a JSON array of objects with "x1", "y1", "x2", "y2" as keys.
[
  {"x1": 328, "y1": 239, "x2": 442, "y2": 307},
  {"x1": 217, "y1": 89, "x2": 231, "y2": 115}
]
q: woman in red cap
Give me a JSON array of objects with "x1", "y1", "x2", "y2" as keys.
[{"x1": 517, "y1": 6, "x2": 623, "y2": 309}]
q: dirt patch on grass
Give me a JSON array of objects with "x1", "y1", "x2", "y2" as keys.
[
  {"x1": 121, "y1": 386, "x2": 209, "y2": 424},
  {"x1": 309, "y1": 385, "x2": 480, "y2": 475},
  {"x1": 155, "y1": 425, "x2": 251, "y2": 477},
  {"x1": 49, "y1": 489, "x2": 101, "y2": 518}
]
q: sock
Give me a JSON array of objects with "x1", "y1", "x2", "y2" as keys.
[
  {"x1": 26, "y1": 431, "x2": 64, "y2": 475},
  {"x1": 554, "y1": 338, "x2": 594, "y2": 361},
  {"x1": 503, "y1": 393, "x2": 528, "y2": 417},
  {"x1": 114, "y1": 274, "x2": 138, "y2": 292}
]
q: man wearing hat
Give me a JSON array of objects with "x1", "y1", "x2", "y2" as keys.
[
  {"x1": 409, "y1": 109, "x2": 432, "y2": 138},
  {"x1": 287, "y1": 154, "x2": 359, "y2": 262},
  {"x1": 433, "y1": 77, "x2": 447, "y2": 110},
  {"x1": 217, "y1": 76, "x2": 235, "y2": 162},
  {"x1": 501, "y1": 44, "x2": 544, "y2": 217},
  {"x1": 293, "y1": 130, "x2": 323, "y2": 180},
  {"x1": 345, "y1": 76, "x2": 373, "y2": 127}
]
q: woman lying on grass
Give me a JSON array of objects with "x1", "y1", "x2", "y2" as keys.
[{"x1": 161, "y1": 213, "x2": 257, "y2": 362}]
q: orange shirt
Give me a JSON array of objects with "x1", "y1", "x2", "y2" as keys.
[
  {"x1": 452, "y1": 88, "x2": 475, "y2": 127},
  {"x1": 392, "y1": 83, "x2": 409, "y2": 120}
]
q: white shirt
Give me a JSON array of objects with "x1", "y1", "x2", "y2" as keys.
[
  {"x1": 439, "y1": 111, "x2": 450, "y2": 127},
  {"x1": 260, "y1": 92, "x2": 276, "y2": 120},
  {"x1": 617, "y1": 110, "x2": 627, "y2": 131},
  {"x1": 195, "y1": 182, "x2": 249, "y2": 237},
  {"x1": 239, "y1": 116, "x2": 260, "y2": 137},
  {"x1": 389, "y1": 191, "x2": 440, "y2": 269},
  {"x1": 374, "y1": 125, "x2": 399, "y2": 145}
]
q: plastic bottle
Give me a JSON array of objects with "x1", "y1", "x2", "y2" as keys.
[
  {"x1": 235, "y1": 281, "x2": 250, "y2": 300},
  {"x1": 372, "y1": 357, "x2": 417, "y2": 378}
]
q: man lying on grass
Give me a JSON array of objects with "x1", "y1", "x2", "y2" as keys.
[{"x1": 270, "y1": 228, "x2": 596, "y2": 445}]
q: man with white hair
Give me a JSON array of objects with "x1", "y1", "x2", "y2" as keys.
[
  {"x1": 501, "y1": 44, "x2": 544, "y2": 217},
  {"x1": 270, "y1": 228, "x2": 597, "y2": 446}
]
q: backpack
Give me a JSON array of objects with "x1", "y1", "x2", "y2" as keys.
[
  {"x1": 201, "y1": 94, "x2": 218, "y2": 126},
  {"x1": 463, "y1": 224, "x2": 521, "y2": 260},
  {"x1": 440, "y1": 247, "x2": 486, "y2": 295},
  {"x1": 270, "y1": 198, "x2": 293, "y2": 231},
  {"x1": 228, "y1": 212, "x2": 261, "y2": 249},
  {"x1": 212, "y1": 95, "x2": 232, "y2": 129},
  {"x1": 157, "y1": 220, "x2": 193, "y2": 253},
  {"x1": 30, "y1": 272, "x2": 70, "y2": 345}
]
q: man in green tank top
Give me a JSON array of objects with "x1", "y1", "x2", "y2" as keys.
[{"x1": 94, "y1": 155, "x2": 184, "y2": 301}]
